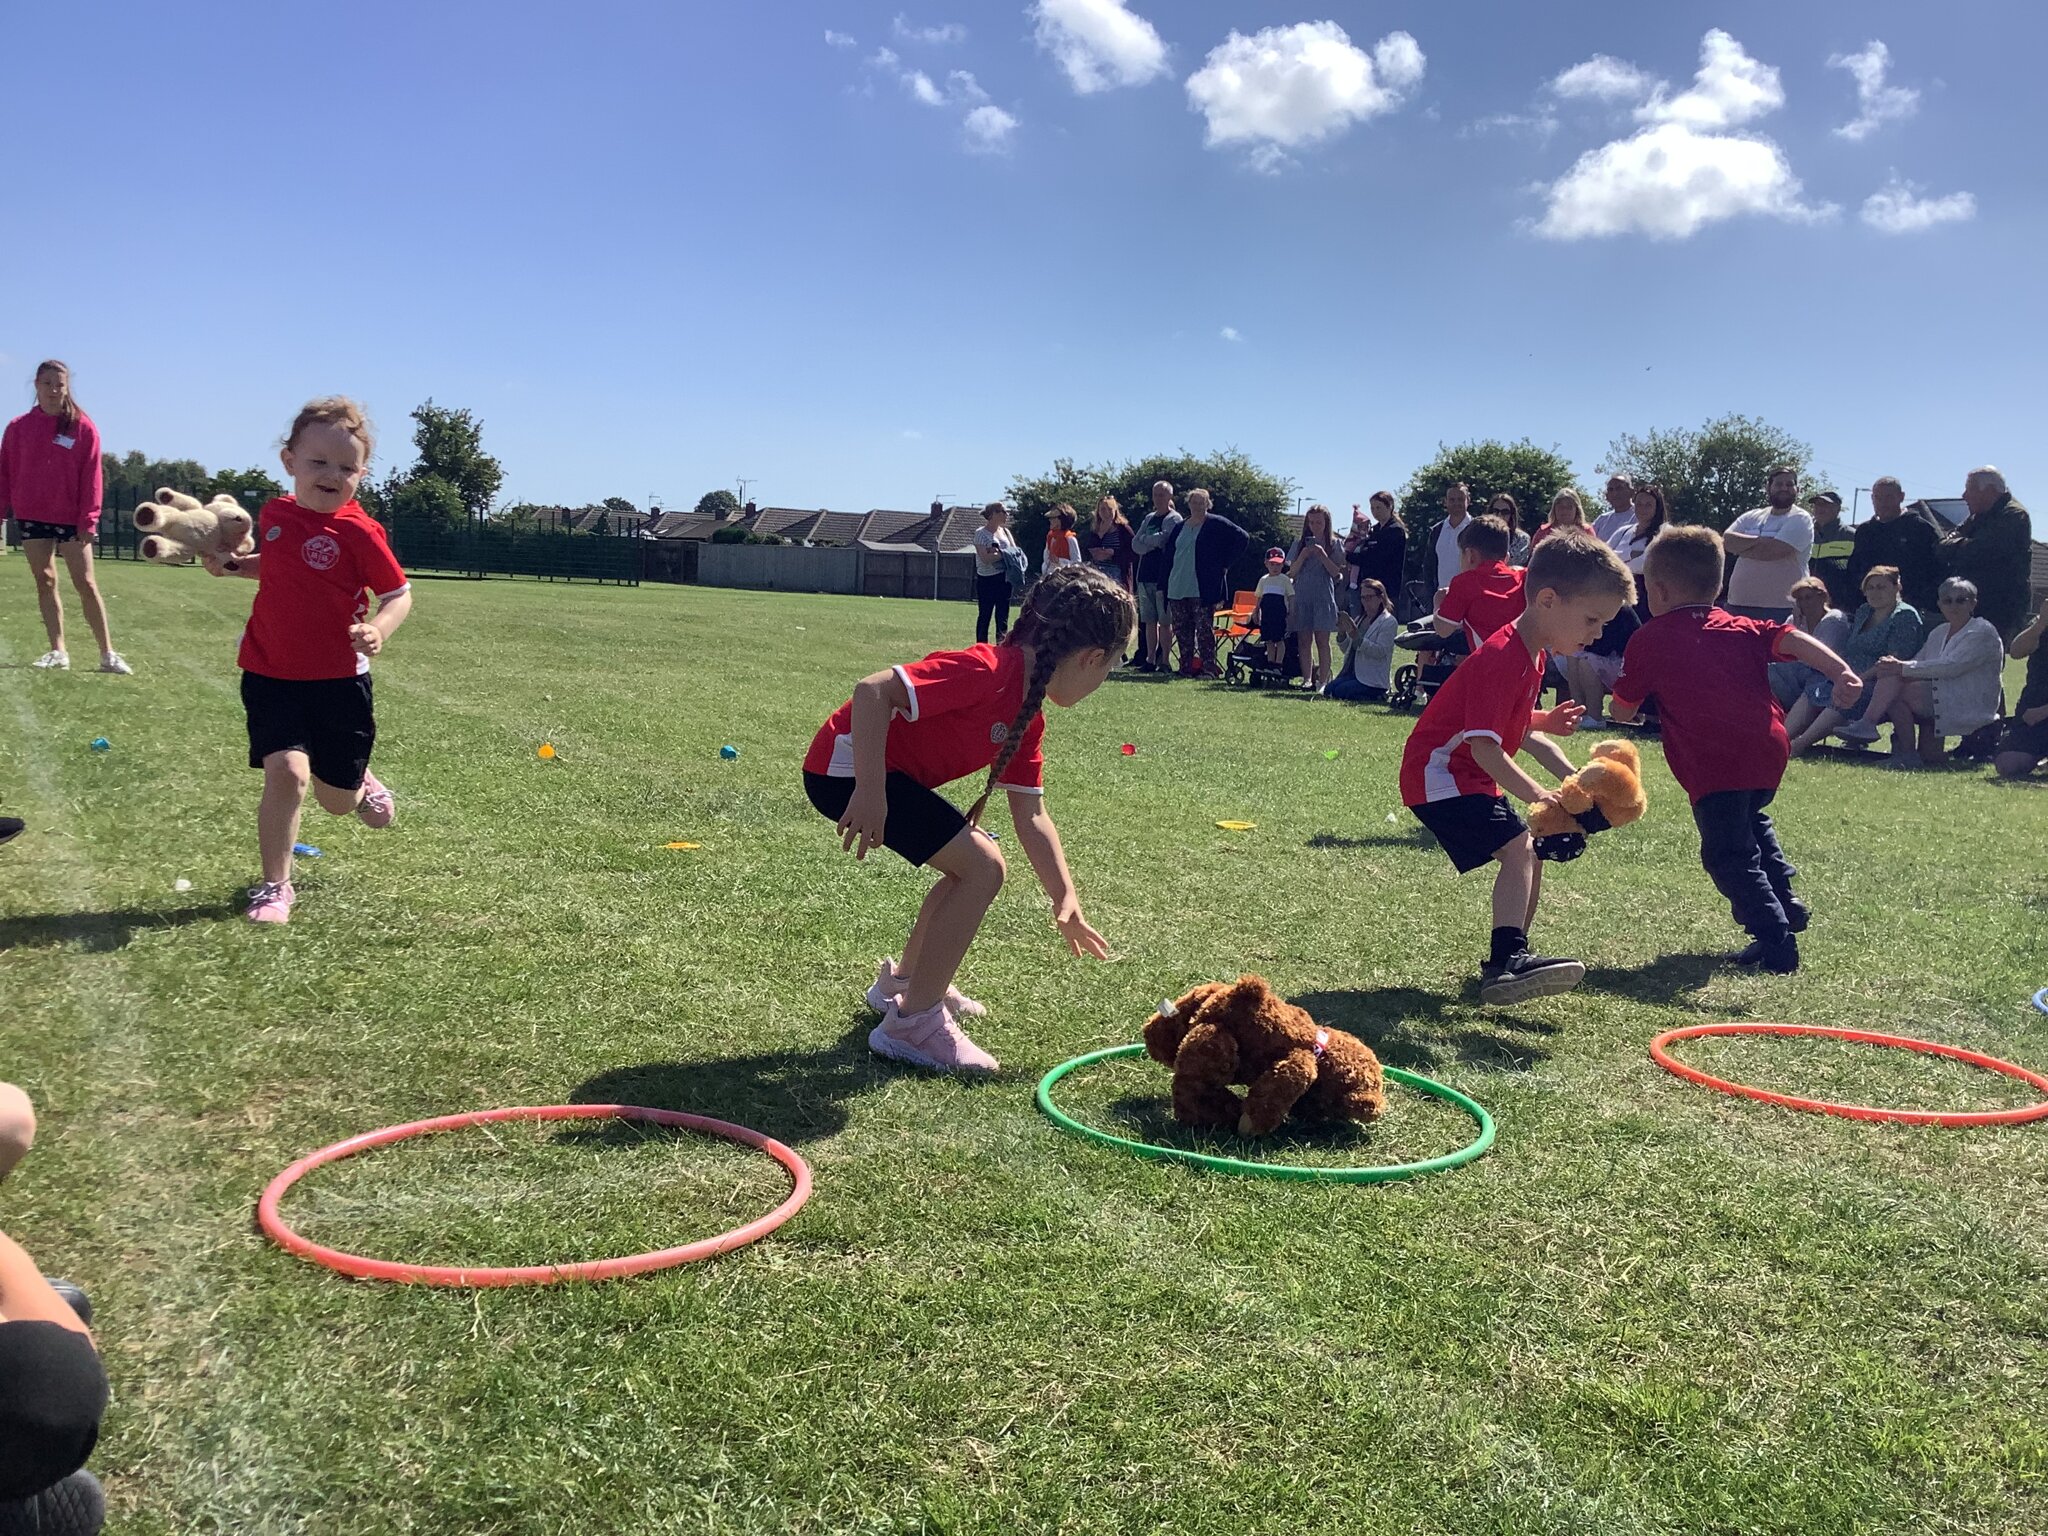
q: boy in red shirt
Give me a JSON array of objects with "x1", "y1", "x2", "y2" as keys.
[
  {"x1": 1609, "y1": 527, "x2": 1860, "y2": 973},
  {"x1": 204, "y1": 398, "x2": 412, "y2": 926},
  {"x1": 1400, "y1": 533, "x2": 1635, "y2": 1004},
  {"x1": 1433, "y1": 514, "x2": 1526, "y2": 650}
]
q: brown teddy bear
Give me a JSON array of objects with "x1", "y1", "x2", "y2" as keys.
[
  {"x1": 1526, "y1": 738, "x2": 1647, "y2": 862},
  {"x1": 132, "y1": 488, "x2": 255, "y2": 566},
  {"x1": 1143, "y1": 975, "x2": 1386, "y2": 1137}
]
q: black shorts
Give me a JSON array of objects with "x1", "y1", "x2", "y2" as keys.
[
  {"x1": 242, "y1": 672, "x2": 376, "y2": 791},
  {"x1": 14, "y1": 518, "x2": 80, "y2": 544},
  {"x1": 1409, "y1": 794, "x2": 1528, "y2": 874},
  {"x1": 1999, "y1": 716, "x2": 2048, "y2": 761},
  {"x1": 803, "y1": 770, "x2": 969, "y2": 868}
]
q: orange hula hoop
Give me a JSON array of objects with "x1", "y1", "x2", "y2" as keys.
[
  {"x1": 258, "y1": 1104, "x2": 812, "y2": 1286},
  {"x1": 1649, "y1": 1023, "x2": 2048, "y2": 1129}
]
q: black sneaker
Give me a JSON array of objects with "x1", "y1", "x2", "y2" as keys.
[
  {"x1": 1729, "y1": 936, "x2": 1800, "y2": 974},
  {"x1": 1781, "y1": 898, "x2": 1810, "y2": 934},
  {"x1": 0, "y1": 1469, "x2": 105, "y2": 1536},
  {"x1": 1479, "y1": 951, "x2": 1586, "y2": 1006},
  {"x1": 0, "y1": 816, "x2": 22, "y2": 846},
  {"x1": 47, "y1": 1278, "x2": 92, "y2": 1326}
]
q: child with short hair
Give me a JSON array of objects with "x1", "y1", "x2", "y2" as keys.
[
  {"x1": 1433, "y1": 514, "x2": 1526, "y2": 649},
  {"x1": 1400, "y1": 534, "x2": 1635, "y2": 1004},
  {"x1": 1608, "y1": 526, "x2": 1860, "y2": 973},
  {"x1": 1252, "y1": 547, "x2": 1293, "y2": 664},
  {"x1": 805, "y1": 565, "x2": 1135, "y2": 1073},
  {"x1": 203, "y1": 398, "x2": 411, "y2": 926}
]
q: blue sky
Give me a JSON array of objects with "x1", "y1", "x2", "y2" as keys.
[{"x1": 6, "y1": 2, "x2": 2038, "y2": 520}]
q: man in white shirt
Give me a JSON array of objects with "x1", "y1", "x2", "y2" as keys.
[
  {"x1": 1723, "y1": 466, "x2": 1815, "y2": 621},
  {"x1": 1592, "y1": 474, "x2": 1636, "y2": 543},
  {"x1": 1433, "y1": 481, "x2": 1472, "y2": 604}
]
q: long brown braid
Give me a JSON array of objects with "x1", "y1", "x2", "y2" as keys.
[{"x1": 967, "y1": 565, "x2": 1136, "y2": 825}]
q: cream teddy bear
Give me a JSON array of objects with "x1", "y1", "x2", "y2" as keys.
[{"x1": 133, "y1": 488, "x2": 256, "y2": 566}]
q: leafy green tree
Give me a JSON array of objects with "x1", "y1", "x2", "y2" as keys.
[
  {"x1": 388, "y1": 473, "x2": 466, "y2": 527},
  {"x1": 601, "y1": 496, "x2": 636, "y2": 517},
  {"x1": 1398, "y1": 440, "x2": 1583, "y2": 592},
  {"x1": 1603, "y1": 415, "x2": 1835, "y2": 532},
  {"x1": 694, "y1": 489, "x2": 740, "y2": 519},
  {"x1": 1007, "y1": 448, "x2": 1294, "y2": 594},
  {"x1": 494, "y1": 502, "x2": 550, "y2": 531},
  {"x1": 207, "y1": 466, "x2": 283, "y2": 509},
  {"x1": 403, "y1": 400, "x2": 503, "y2": 519},
  {"x1": 101, "y1": 450, "x2": 211, "y2": 506}
]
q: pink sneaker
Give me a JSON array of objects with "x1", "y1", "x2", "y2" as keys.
[
  {"x1": 356, "y1": 770, "x2": 396, "y2": 829},
  {"x1": 246, "y1": 881, "x2": 295, "y2": 925},
  {"x1": 864, "y1": 957, "x2": 987, "y2": 1018},
  {"x1": 869, "y1": 1001, "x2": 1000, "y2": 1075}
]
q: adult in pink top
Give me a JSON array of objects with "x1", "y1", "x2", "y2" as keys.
[{"x1": 0, "y1": 361, "x2": 127, "y2": 673}]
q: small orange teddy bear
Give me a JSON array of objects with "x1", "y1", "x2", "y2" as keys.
[{"x1": 1527, "y1": 738, "x2": 1648, "y2": 862}]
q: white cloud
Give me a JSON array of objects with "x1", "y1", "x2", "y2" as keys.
[
  {"x1": 1463, "y1": 111, "x2": 1558, "y2": 143},
  {"x1": 824, "y1": 30, "x2": 856, "y2": 49},
  {"x1": 1536, "y1": 121, "x2": 1834, "y2": 240},
  {"x1": 1550, "y1": 55, "x2": 1657, "y2": 102},
  {"x1": 1185, "y1": 22, "x2": 1425, "y2": 156},
  {"x1": 893, "y1": 15, "x2": 965, "y2": 45},
  {"x1": 870, "y1": 47, "x2": 900, "y2": 69},
  {"x1": 903, "y1": 70, "x2": 943, "y2": 105},
  {"x1": 1829, "y1": 41, "x2": 1918, "y2": 141},
  {"x1": 1031, "y1": 0, "x2": 1169, "y2": 94},
  {"x1": 964, "y1": 104, "x2": 1020, "y2": 154},
  {"x1": 1861, "y1": 174, "x2": 1974, "y2": 233},
  {"x1": 1636, "y1": 29, "x2": 1781, "y2": 131},
  {"x1": 1219, "y1": 326, "x2": 1242, "y2": 342},
  {"x1": 948, "y1": 70, "x2": 989, "y2": 105}
]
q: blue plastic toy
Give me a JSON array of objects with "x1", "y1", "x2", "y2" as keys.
[
  {"x1": 720, "y1": 744, "x2": 740, "y2": 760},
  {"x1": 89, "y1": 737, "x2": 111, "y2": 753},
  {"x1": 293, "y1": 843, "x2": 322, "y2": 858}
]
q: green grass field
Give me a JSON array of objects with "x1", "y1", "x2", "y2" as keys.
[{"x1": 4, "y1": 561, "x2": 2046, "y2": 1535}]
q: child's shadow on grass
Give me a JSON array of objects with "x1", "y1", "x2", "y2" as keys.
[
  {"x1": 1306, "y1": 829, "x2": 1435, "y2": 852},
  {"x1": 1289, "y1": 986, "x2": 1554, "y2": 1074},
  {"x1": 0, "y1": 901, "x2": 229, "y2": 953},
  {"x1": 1576, "y1": 951, "x2": 1725, "y2": 1011},
  {"x1": 569, "y1": 1017, "x2": 922, "y2": 1148}
]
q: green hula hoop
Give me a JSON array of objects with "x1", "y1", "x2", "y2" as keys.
[{"x1": 1035, "y1": 1043, "x2": 1495, "y2": 1183}]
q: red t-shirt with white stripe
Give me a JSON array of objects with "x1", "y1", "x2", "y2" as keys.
[
  {"x1": 1399, "y1": 625, "x2": 1546, "y2": 805},
  {"x1": 237, "y1": 498, "x2": 409, "y2": 681},
  {"x1": 803, "y1": 643, "x2": 1046, "y2": 794},
  {"x1": 1438, "y1": 561, "x2": 1526, "y2": 649}
]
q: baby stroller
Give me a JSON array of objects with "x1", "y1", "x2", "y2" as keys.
[
  {"x1": 1387, "y1": 621, "x2": 1468, "y2": 710},
  {"x1": 1224, "y1": 614, "x2": 1304, "y2": 688}
]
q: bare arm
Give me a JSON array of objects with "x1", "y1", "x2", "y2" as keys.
[
  {"x1": 1010, "y1": 792, "x2": 1109, "y2": 958},
  {"x1": 203, "y1": 551, "x2": 261, "y2": 579},
  {"x1": 1723, "y1": 534, "x2": 1800, "y2": 560},
  {"x1": 2006, "y1": 599, "x2": 2047, "y2": 660},
  {"x1": 1467, "y1": 735, "x2": 1555, "y2": 806},
  {"x1": 351, "y1": 587, "x2": 413, "y2": 657},
  {"x1": 1521, "y1": 731, "x2": 1576, "y2": 780},
  {"x1": 834, "y1": 669, "x2": 909, "y2": 859},
  {"x1": 1776, "y1": 629, "x2": 1862, "y2": 705},
  {"x1": 0, "y1": 1229, "x2": 95, "y2": 1339}
]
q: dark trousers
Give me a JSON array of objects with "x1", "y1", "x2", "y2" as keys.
[
  {"x1": 1692, "y1": 789, "x2": 1797, "y2": 942},
  {"x1": 975, "y1": 573, "x2": 1011, "y2": 643}
]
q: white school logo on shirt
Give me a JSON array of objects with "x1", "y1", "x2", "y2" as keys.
[
  {"x1": 302, "y1": 533, "x2": 341, "y2": 571},
  {"x1": 990, "y1": 722, "x2": 1010, "y2": 744}
]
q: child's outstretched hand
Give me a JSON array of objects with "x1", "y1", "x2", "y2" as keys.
[
  {"x1": 837, "y1": 785, "x2": 888, "y2": 861},
  {"x1": 349, "y1": 623, "x2": 384, "y2": 658},
  {"x1": 1535, "y1": 702, "x2": 1585, "y2": 735},
  {"x1": 1054, "y1": 900, "x2": 1110, "y2": 959}
]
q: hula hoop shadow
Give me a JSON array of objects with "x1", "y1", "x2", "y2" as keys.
[
  {"x1": 1649, "y1": 1023, "x2": 2048, "y2": 1128},
  {"x1": 258, "y1": 1104, "x2": 812, "y2": 1286},
  {"x1": 1036, "y1": 1043, "x2": 1494, "y2": 1183}
]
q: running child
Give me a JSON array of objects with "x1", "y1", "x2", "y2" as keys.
[
  {"x1": 1608, "y1": 526, "x2": 1859, "y2": 973},
  {"x1": 1252, "y1": 547, "x2": 1293, "y2": 664},
  {"x1": 1400, "y1": 532, "x2": 1635, "y2": 1004},
  {"x1": 203, "y1": 398, "x2": 411, "y2": 925},
  {"x1": 803, "y1": 564, "x2": 1135, "y2": 1073},
  {"x1": 1432, "y1": 513, "x2": 1526, "y2": 649}
]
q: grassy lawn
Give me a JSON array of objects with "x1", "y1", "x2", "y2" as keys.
[{"x1": 4, "y1": 560, "x2": 2046, "y2": 1535}]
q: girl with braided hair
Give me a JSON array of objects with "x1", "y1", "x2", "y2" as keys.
[{"x1": 802, "y1": 566, "x2": 1136, "y2": 1073}]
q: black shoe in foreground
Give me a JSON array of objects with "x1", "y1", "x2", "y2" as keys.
[
  {"x1": 0, "y1": 816, "x2": 23, "y2": 846},
  {"x1": 1479, "y1": 951, "x2": 1586, "y2": 1006},
  {"x1": 1730, "y1": 937, "x2": 1800, "y2": 974},
  {"x1": 47, "y1": 1279, "x2": 93, "y2": 1326},
  {"x1": 0, "y1": 1470, "x2": 105, "y2": 1536}
]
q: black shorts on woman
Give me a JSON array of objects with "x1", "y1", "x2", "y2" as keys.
[{"x1": 803, "y1": 770, "x2": 971, "y2": 868}]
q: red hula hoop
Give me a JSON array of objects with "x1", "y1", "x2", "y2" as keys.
[
  {"x1": 1649, "y1": 1023, "x2": 2048, "y2": 1128},
  {"x1": 257, "y1": 1104, "x2": 813, "y2": 1286}
]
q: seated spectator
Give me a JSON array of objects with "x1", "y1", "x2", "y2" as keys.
[
  {"x1": 1560, "y1": 594, "x2": 1639, "y2": 726},
  {"x1": 1325, "y1": 578, "x2": 1397, "y2": 701},
  {"x1": 1862, "y1": 578, "x2": 2007, "y2": 768},
  {"x1": 1994, "y1": 593, "x2": 2048, "y2": 780},
  {"x1": 1786, "y1": 565, "x2": 1923, "y2": 756},
  {"x1": 1770, "y1": 576, "x2": 1850, "y2": 707}
]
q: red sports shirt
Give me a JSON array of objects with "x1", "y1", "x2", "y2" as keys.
[
  {"x1": 237, "y1": 498, "x2": 409, "y2": 681},
  {"x1": 1400, "y1": 624, "x2": 1547, "y2": 805},
  {"x1": 803, "y1": 643, "x2": 1046, "y2": 794},
  {"x1": 1438, "y1": 561, "x2": 1526, "y2": 649},
  {"x1": 1611, "y1": 605, "x2": 1793, "y2": 802}
]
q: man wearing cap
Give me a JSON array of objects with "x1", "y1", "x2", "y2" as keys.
[
  {"x1": 1806, "y1": 490, "x2": 1857, "y2": 611},
  {"x1": 1722, "y1": 466, "x2": 1815, "y2": 621},
  {"x1": 1848, "y1": 476, "x2": 1941, "y2": 618}
]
